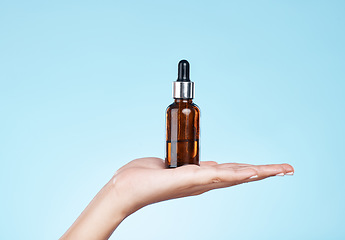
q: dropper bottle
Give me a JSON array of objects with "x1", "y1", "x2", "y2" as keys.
[{"x1": 165, "y1": 60, "x2": 200, "y2": 168}]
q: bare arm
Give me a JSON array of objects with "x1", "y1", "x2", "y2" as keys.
[{"x1": 60, "y1": 158, "x2": 294, "y2": 239}]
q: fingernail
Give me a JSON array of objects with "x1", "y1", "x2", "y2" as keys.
[
  {"x1": 249, "y1": 175, "x2": 258, "y2": 179},
  {"x1": 286, "y1": 172, "x2": 294, "y2": 175},
  {"x1": 276, "y1": 173, "x2": 285, "y2": 176}
]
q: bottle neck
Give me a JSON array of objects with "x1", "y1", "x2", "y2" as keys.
[
  {"x1": 174, "y1": 99, "x2": 193, "y2": 103},
  {"x1": 172, "y1": 81, "x2": 194, "y2": 99}
]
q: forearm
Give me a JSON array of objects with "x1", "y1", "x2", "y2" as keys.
[{"x1": 60, "y1": 179, "x2": 127, "y2": 240}]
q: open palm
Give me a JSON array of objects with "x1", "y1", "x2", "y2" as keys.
[
  {"x1": 112, "y1": 157, "x2": 294, "y2": 215},
  {"x1": 61, "y1": 158, "x2": 294, "y2": 240}
]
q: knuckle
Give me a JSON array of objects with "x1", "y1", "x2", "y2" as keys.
[
  {"x1": 211, "y1": 177, "x2": 222, "y2": 183},
  {"x1": 209, "y1": 168, "x2": 222, "y2": 183}
]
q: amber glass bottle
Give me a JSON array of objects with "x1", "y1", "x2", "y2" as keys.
[{"x1": 165, "y1": 60, "x2": 200, "y2": 168}]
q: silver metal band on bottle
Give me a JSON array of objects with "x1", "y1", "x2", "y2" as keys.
[{"x1": 173, "y1": 81, "x2": 194, "y2": 99}]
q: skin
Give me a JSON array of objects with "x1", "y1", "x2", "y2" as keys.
[{"x1": 60, "y1": 157, "x2": 294, "y2": 240}]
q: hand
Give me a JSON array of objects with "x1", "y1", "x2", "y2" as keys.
[
  {"x1": 61, "y1": 158, "x2": 294, "y2": 240},
  {"x1": 112, "y1": 157, "x2": 294, "y2": 215}
]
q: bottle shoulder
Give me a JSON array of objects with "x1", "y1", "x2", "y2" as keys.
[
  {"x1": 166, "y1": 100, "x2": 200, "y2": 114},
  {"x1": 191, "y1": 102, "x2": 200, "y2": 112},
  {"x1": 166, "y1": 102, "x2": 175, "y2": 112}
]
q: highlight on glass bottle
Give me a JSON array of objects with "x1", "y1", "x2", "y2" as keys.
[{"x1": 165, "y1": 60, "x2": 200, "y2": 168}]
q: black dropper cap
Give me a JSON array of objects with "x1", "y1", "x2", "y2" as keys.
[
  {"x1": 173, "y1": 60, "x2": 194, "y2": 99},
  {"x1": 177, "y1": 60, "x2": 190, "y2": 82}
]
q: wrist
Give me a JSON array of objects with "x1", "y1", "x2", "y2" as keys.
[
  {"x1": 109, "y1": 174, "x2": 139, "y2": 218},
  {"x1": 60, "y1": 180, "x2": 128, "y2": 240}
]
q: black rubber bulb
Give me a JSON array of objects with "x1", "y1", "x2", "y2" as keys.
[{"x1": 177, "y1": 60, "x2": 190, "y2": 82}]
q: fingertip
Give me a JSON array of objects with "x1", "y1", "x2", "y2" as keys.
[{"x1": 282, "y1": 163, "x2": 294, "y2": 174}]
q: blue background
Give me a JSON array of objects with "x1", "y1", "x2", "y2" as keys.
[{"x1": 1, "y1": 0, "x2": 344, "y2": 239}]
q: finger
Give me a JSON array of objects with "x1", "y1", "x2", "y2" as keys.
[
  {"x1": 186, "y1": 167, "x2": 258, "y2": 195},
  {"x1": 120, "y1": 157, "x2": 164, "y2": 171},
  {"x1": 217, "y1": 167, "x2": 258, "y2": 182},
  {"x1": 215, "y1": 163, "x2": 252, "y2": 168},
  {"x1": 192, "y1": 166, "x2": 258, "y2": 185},
  {"x1": 188, "y1": 164, "x2": 294, "y2": 195},
  {"x1": 200, "y1": 161, "x2": 218, "y2": 167},
  {"x1": 194, "y1": 163, "x2": 293, "y2": 186},
  {"x1": 216, "y1": 163, "x2": 294, "y2": 174},
  {"x1": 281, "y1": 163, "x2": 295, "y2": 174},
  {"x1": 180, "y1": 163, "x2": 294, "y2": 195},
  {"x1": 243, "y1": 163, "x2": 294, "y2": 182}
]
